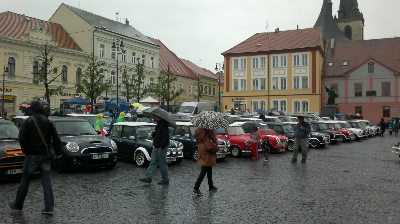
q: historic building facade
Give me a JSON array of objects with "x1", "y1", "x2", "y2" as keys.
[
  {"x1": 0, "y1": 11, "x2": 89, "y2": 118},
  {"x1": 222, "y1": 27, "x2": 325, "y2": 115}
]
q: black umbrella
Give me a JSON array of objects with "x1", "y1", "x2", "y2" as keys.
[
  {"x1": 241, "y1": 122, "x2": 259, "y2": 133},
  {"x1": 18, "y1": 101, "x2": 49, "y2": 107},
  {"x1": 142, "y1": 107, "x2": 176, "y2": 128},
  {"x1": 254, "y1": 109, "x2": 267, "y2": 115}
]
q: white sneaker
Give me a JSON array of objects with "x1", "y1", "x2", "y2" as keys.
[{"x1": 264, "y1": 159, "x2": 268, "y2": 162}]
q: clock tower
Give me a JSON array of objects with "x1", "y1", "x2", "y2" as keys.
[{"x1": 335, "y1": 0, "x2": 364, "y2": 41}]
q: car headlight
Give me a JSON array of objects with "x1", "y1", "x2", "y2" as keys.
[
  {"x1": 110, "y1": 140, "x2": 118, "y2": 150},
  {"x1": 276, "y1": 137, "x2": 280, "y2": 143},
  {"x1": 167, "y1": 148, "x2": 172, "y2": 156},
  {"x1": 66, "y1": 142, "x2": 79, "y2": 152},
  {"x1": 260, "y1": 139, "x2": 263, "y2": 144},
  {"x1": 227, "y1": 140, "x2": 231, "y2": 147},
  {"x1": 245, "y1": 140, "x2": 249, "y2": 146}
]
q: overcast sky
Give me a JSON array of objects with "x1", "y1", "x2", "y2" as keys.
[{"x1": 3, "y1": 0, "x2": 399, "y2": 73}]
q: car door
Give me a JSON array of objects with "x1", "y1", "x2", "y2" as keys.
[
  {"x1": 108, "y1": 125, "x2": 124, "y2": 156},
  {"x1": 120, "y1": 126, "x2": 137, "y2": 159},
  {"x1": 174, "y1": 126, "x2": 193, "y2": 154}
]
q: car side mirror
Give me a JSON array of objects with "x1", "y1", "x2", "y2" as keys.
[
  {"x1": 129, "y1": 136, "x2": 135, "y2": 140},
  {"x1": 225, "y1": 135, "x2": 228, "y2": 138}
]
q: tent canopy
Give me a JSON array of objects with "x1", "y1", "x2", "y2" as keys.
[
  {"x1": 139, "y1": 96, "x2": 158, "y2": 103},
  {"x1": 63, "y1": 97, "x2": 90, "y2": 105},
  {"x1": 110, "y1": 97, "x2": 128, "y2": 104}
]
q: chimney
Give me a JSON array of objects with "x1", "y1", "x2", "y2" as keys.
[
  {"x1": 330, "y1": 37, "x2": 335, "y2": 49},
  {"x1": 275, "y1": 28, "x2": 279, "y2": 33},
  {"x1": 125, "y1": 18, "x2": 129, "y2": 26},
  {"x1": 297, "y1": 25, "x2": 299, "y2": 30}
]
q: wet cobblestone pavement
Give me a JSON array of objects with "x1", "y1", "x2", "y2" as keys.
[{"x1": 1, "y1": 135, "x2": 399, "y2": 223}]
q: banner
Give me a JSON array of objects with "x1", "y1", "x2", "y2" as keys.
[{"x1": 0, "y1": 95, "x2": 15, "y2": 100}]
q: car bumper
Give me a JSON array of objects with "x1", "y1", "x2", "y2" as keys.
[
  {"x1": 66, "y1": 152, "x2": 118, "y2": 168},
  {"x1": 0, "y1": 164, "x2": 24, "y2": 179},
  {"x1": 166, "y1": 154, "x2": 184, "y2": 162},
  {"x1": 391, "y1": 147, "x2": 400, "y2": 155},
  {"x1": 216, "y1": 152, "x2": 229, "y2": 159}
]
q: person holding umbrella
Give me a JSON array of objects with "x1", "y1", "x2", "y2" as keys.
[
  {"x1": 191, "y1": 111, "x2": 231, "y2": 195},
  {"x1": 139, "y1": 107, "x2": 176, "y2": 185}
]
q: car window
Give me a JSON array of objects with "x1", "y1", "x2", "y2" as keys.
[
  {"x1": 122, "y1": 126, "x2": 135, "y2": 138},
  {"x1": 109, "y1": 125, "x2": 123, "y2": 137},
  {"x1": 227, "y1": 127, "x2": 245, "y2": 135},
  {"x1": 310, "y1": 123, "x2": 319, "y2": 130},
  {"x1": 175, "y1": 126, "x2": 189, "y2": 136},
  {"x1": 214, "y1": 128, "x2": 227, "y2": 135},
  {"x1": 0, "y1": 124, "x2": 19, "y2": 139},
  {"x1": 282, "y1": 124, "x2": 294, "y2": 133},
  {"x1": 137, "y1": 126, "x2": 153, "y2": 138}
]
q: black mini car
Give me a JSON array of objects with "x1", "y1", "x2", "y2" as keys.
[
  {"x1": 264, "y1": 122, "x2": 295, "y2": 151},
  {"x1": 0, "y1": 119, "x2": 24, "y2": 179}
]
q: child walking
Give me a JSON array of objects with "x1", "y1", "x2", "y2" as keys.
[{"x1": 261, "y1": 136, "x2": 272, "y2": 162}]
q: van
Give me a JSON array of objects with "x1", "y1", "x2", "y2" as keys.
[{"x1": 178, "y1": 102, "x2": 214, "y2": 116}]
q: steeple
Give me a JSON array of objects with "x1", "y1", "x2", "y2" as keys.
[
  {"x1": 314, "y1": 0, "x2": 350, "y2": 43},
  {"x1": 335, "y1": 0, "x2": 364, "y2": 40},
  {"x1": 338, "y1": 0, "x2": 363, "y2": 22}
]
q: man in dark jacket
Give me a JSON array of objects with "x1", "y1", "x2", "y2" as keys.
[
  {"x1": 8, "y1": 101, "x2": 62, "y2": 215},
  {"x1": 291, "y1": 116, "x2": 311, "y2": 163},
  {"x1": 139, "y1": 114, "x2": 170, "y2": 184},
  {"x1": 379, "y1": 118, "x2": 386, "y2": 137}
]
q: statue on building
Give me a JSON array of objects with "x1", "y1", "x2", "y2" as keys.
[{"x1": 325, "y1": 86, "x2": 339, "y2": 105}]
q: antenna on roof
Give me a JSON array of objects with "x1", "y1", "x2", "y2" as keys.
[
  {"x1": 116, "y1": 11, "x2": 120, "y2": 22},
  {"x1": 266, "y1": 21, "x2": 269, "y2": 32}
]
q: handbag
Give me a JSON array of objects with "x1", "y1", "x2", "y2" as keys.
[
  {"x1": 204, "y1": 134, "x2": 220, "y2": 155},
  {"x1": 31, "y1": 116, "x2": 57, "y2": 160}
]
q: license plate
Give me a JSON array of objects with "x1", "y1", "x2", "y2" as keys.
[
  {"x1": 91, "y1": 154, "x2": 109, "y2": 159},
  {"x1": 6, "y1": 169, "x2": 22, "y2": 175},
  {"x1": 167, "y1": 158, "x2": 176, "y2": 162},
  {"x1": 216, "y1": 154, "x2": 226, "y2": 158}
]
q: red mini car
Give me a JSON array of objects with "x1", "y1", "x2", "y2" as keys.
[
  {"x1": 214, "y1": 126, "x2": 252, "y2": 157},
  {"x1": 248, "y1": 129, "x2": 288, "y2": 153}
]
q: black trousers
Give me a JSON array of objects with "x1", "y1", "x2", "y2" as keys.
[{"x1": 194, "y1": 166, "x2": 213, "y2": 191}]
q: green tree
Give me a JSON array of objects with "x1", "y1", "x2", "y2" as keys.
[
  {"x1": 123, "y1": 59, "x2": 150, "y2": 103},
  {"x1": 32, "y1": 44, "x2": 64, "y2": 104},
  {"x1": 194, "y1": 72, "x2": 205, "y2": 102},
  {"x1": 75, "y1": 57, "x2": 110, "y2": 113},
  {"x1": 150, "y1": 65, "x2": 184, "y2": 112}
]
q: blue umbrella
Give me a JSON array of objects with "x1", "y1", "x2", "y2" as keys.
[
  {"x1": 334, "y1": 114, "x2": 343, "y2": 116},
  {"x1": 277, "y1": 111, "x2": 285, "y2": 115},
  {"x1": 63, "y1": 97, "x2": 91, "y2": 105},
  {"x1": 110, "y1": 97, "x2": 128, "y2": 104},
  {"x1": 254, "y1": 109, "x2": 268, "y2": 115}
]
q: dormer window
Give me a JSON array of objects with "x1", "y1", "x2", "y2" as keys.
[
  {"x1": 342, "y1": 62, "x2": 348, "y2": 66},
  {"x1": 328, "y1": 62, "x2": 333, "y2": 67},
  {"x1": 368, "y1": 62, "x2": 375, "y2": 73}
]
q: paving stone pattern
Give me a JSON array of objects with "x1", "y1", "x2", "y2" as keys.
[{"x1": 1, "y1": 135, "x2": 399, "y2": 223}]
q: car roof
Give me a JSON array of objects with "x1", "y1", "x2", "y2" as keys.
[
  {"x1": 49, "y1": 117, "x2": 87, "y2": 122},
  {"x1": 13, "y1": 116, "x2": 29, "y2": 119},
  {"x1": 175, "y1": 122, "x2": 193, "y2": 126},
  {"x1": 113, "y1": 122, "x2": 155, "y2": 127},
  {"x1": 67, "y1": 114, "x2": 97, "y2": 117},
  {"x1": 282, "y1": 122, "x2": 297, "y2": 124},
  {"x1": 0, "y1": 119, "x2": 13, "y2": 124}
]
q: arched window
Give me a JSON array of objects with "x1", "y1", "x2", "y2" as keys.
[
  {"x1": 61, "y1": 65, "x2": 68, "y2": 82},
  {"x1": 344, "y1": 26, "x2": 352, "y2": 40},
  {"x1": 76, "y1": 68, "x2": 82, "y2": 84},
  {"x1": 33, "y1": 61, "x2": 38, "y2": 78},
  {"x1": 8, "y1": 57, "x2": 15, "y2": 75},
  {"x1": 368, "y1": 62, "x2": 374, "y2": 73}
]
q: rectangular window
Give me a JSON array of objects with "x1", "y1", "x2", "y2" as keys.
[
  {"x1": 100, "y1": 44, "x2": 105, "y2": 58},
  {"x1": 272, "y1": 77, "x2": 278, "y2": 89},
  {"x1": 252, "y1": 79, "x2": 259, "y2": 90},
  {"x1": 273, "y1": 100, "x2": 278, "y2": 109},
  {"x1": 293, "y1": 55, "x2": 300, "y2": 66},
  {"x1": 294, "y1": 101, "x2": 300, "y2": 112},
  {"x1": 368, "y1": 62, "x2": 374, "y2": 73},
  {"x1": 111, "y1": 71, "x2": 116, "y2": 85},
  {"x1": 302, "y1": 101, "x2": 309, "y2": 112},
  {"x1": 382, "y1": 83, "x2": 390, "y2": 96},
  {"x1": 252, "y1": 58, "x2": 258, "y2": 69},
  {"x1": 233, "y1": 59, "x2": 239, "y2": 70},
  {"x1": 355, "y1": 106, "x2": 362, "y2": 114},
  {"x1": 151, "y1": 57, "x2": 154, "y2": 68},
  {"x1": 233, "y1": 79, "x2": 239, "y2": 91},
  {"x1": 188, "y1": 85, "x2": 192, "y2": 94},
  {"x1": 179, "y1": 83, "x2": 183, "y2": 90},
  {"x1": 142, "y1": 55, "x2": 146, "y2": 65},
  {"x1": 272, "y1": 56, "x2": 278, "y2": 68},
  {"x1": 121, "y1": 50, "x2": 126, "y2": 62},
  {"x1": 260, "y1": 78, "x2": 266, "y2": 90},
  {"x1": 280, "y1": 78, "x2": 286, "y2": 89},
  {"x1": 240, "y1": 58, "x2": 247, "y2": 70},
  {"x1": 240, "y1": 79, "x2": 246, "y2": 91},
  {"x1": 213, "y1": 87, "x2": 215, "y2": 96},
  {"x1": 111, "y1": 48, "x2": 116, "y2": 60},
  {"x1": 302, "y1": 76, "x2": 308, "y2": 89},
  {"x1": 383, "y1": 106, "x2": 390, "y2": 117},
  {"x1": 302, "y1": 54, "x2": 308, "y2": 66},
  {"x1": 260, "y1": 57, "x2": 266, "y2": 68},
  {"x1": 280, "y1": 55, "x2": 286, "y2": 67},
  {"x1": 355, "y1": 84, "x2": 362, "y2": 97},
  {"x1": 293, "y1": 76, "x2": 300, "y2": 89},
  {"x1": 280, "y1": 100, "x2": 286, "y2": 112},
  {"x1": 142, "y1": 78, "x2": 146, "y2": 88},
  {"x1": 173, "y1": 83, "x2": 177, "y2": 91},
  {"x1": 132, "y1": 53, "x2": 136, "y2": 64},
  {"x1": 260, "y1": 101, "x2": 266, "y2": 110}
]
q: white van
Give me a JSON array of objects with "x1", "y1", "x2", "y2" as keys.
[{"x1": 178, "y1": 102, "x2": 214, "y2": 117}]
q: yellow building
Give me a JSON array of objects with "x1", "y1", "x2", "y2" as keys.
[
  {"x1": 221, "y1": 27, "x2": 325, "y2": 115},
  {"x1": 0, "y1": 12, "x2": 89, "y2": 118}
]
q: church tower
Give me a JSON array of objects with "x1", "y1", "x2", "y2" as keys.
[{"x1": 335, "y1": 0, "x2": 364, "y2": 41}]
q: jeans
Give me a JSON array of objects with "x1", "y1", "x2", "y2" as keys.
[
  {"x1": 292, "y1": 138, "x2": 308, "y2": 160},
  {"x1": 145, "y1": 147, "x2": 169, "y2": 182},
  {"x1": 12, "y1": 155, "x2": 54, "y2": 210},
  {"x1": 194, "y1": 166, "x2": 213, "y2": 191}
]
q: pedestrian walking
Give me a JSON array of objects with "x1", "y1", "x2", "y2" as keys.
[
  {"x1": 8, "y1": 101, "x2": 62, "y2": 215},
  {"x1": 250, "y1": 127, "x2": 260, "y2": 159},
  {"x1": 261, "y1": 136, "x2": 272, "y2": 162},
  {"x1": 379, "y1": 118, "x2": 386, "y2": 137},
  {"x1": 192, "y1": 128, "x2": 218, "y2": 196},
  {"x1": 291, "y1": 116, "x2": 311, "y2": 163},
  {"x1": 139, "y1": 114, "x2": 170, "y2": 184}
]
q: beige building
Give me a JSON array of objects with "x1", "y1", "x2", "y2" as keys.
[
  {"x1": 50, "y1": 4, "x2": 160, "y2": 103},
  {"x1": 0, "y1": 11, "x2": 90, "y2": 118}
]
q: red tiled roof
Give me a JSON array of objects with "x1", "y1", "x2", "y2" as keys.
[
  {"x1": 180, "y1": 59, "x2": 219, "y2": 80},
  {"x1": 222, "y1": 27, "x2": 322, "y2": 55},
  {"x1": 0, "y1": 11, "x2": 82, "y2": 51},
  {"x1": 324, "y1": 37, "x2": 400, "y2": 76},
  {"x1": 147, "y1": 37, "x2": 197, "y2": 80}
]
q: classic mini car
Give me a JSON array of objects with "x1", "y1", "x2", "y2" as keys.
[
  {"x1": 107, "y1": 122, "x2": 184, "y2": 167},
  {"x1": 264, "y1": 122, "x2": 295, "y2": 150},
  {"x1": 309, "y1": 122, "x2": 342, "y2": 144},
  {"x1": 323, "y1": 121, "x2": 356, "y2": 142},
  {"x1": 214, "y1": 126, "x2": 252, "y2": 157},
  {"x1": 0, "y1": 120, "x2": 24, "y2": 179},
  {"x1": 347, "y1": 121, "x2": 368, "y2": 139},
  {"x1": 66, "y1": 114, "x2": 111, "y2": 135},
  {"x1": 49, "y1": 117, "x2": 118, "y2": 172},
  {"x1": 169, "y1": 122, "x2": 230, "y2": 161},
  {"x1": 355, "y1": 120, "x2": 376, "y2": 137},
  {"x1": 359, "y1": 120, "x2": 381, "y2": 136}
]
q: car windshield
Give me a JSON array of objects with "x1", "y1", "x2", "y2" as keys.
[
  {"x1": 333, "y1": 123, "x2": 342, "y2": 129},
  {"x1": 326, "y1": 123, "x2": 335, "y2": 129},
  {"x1": 174, "y1": 126, "x2": 190, "y2": 136},
  {"x1": 367, "y1": 121, "x2": 374, "y2": 126},
  {"x1": 317, "y1": 123, "x2": 329, "y2": 130},
  {"x1": 178, "y1": 106, "x2": 195, "y2": 113},
  {"x1": 0, "y1": 124, "x2": 19, "y2": 139},
  {"x1": 54, "y1": 121, "x2": 97, "y2": 135},
  {"x1": 137, "y1": 127, "x2": 154, "y2": 138},
  {"x1": 341, "y1": 122, "x2": 351, "y2": 128},
  {"x1": 290, "y1": 117, "x2": 298, "y2": 122},
  {"x1": 137, "y1": 117, "x2": 153, "y2": 123},
  {"x1": 349, "y1": 122, "x2": 358, "y2": 128},
  {"x1": 79, "y1": 116, "x2": 110, "y2": 126},
  {"x1": 278, "y1": 117, "x2": 292, "y2": 122},
  {"x1": 281, "y1": 124, "x2": 294, "y2": 133},
  {"x1": 227, "y1": 127, "x2": 246, "y2": 136},
  {"x1": 265, "y1": 118, "x2": 282, "y2": 123},
  {"x1": 356, "y1": 122, "x2": 364, "y2": 128}
]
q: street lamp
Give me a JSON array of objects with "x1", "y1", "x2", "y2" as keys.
[
  {"x1": 215, "y1": 63, "x2": 224, "y2": 110},
  {"x1": 112, "y1": 39, "x2": 125, "y2": 105},
  {"x1": 2, "y1": 66, "x2": 9, "y2": 118}
]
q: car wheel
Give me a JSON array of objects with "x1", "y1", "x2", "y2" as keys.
[
  {"x1": 230, "y1": 146, "x2": 242, "y2": 157},
  {"x1": 135, "y1": 151, "x2": 148, "y2": 167},
  {"x1": 191, "y1": 148, "x2": 198, "y2": 161},
  {"x1": 287, "y1": 142, "x2": 294, "y2": 151},
  {"x1": 104, "y1": 162, "x2": 117, "y2": 170},
  {"x1": 310, "y1": 140, "x2": 318, "y2": 148},
  {"x1": 52, "y1": 157, "x2": 68, "y2": 173}
]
